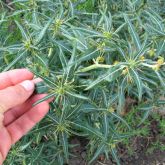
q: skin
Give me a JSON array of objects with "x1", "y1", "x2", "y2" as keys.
[{"x1": 0, "y1": 69, "x2": 51, "y2": 165}]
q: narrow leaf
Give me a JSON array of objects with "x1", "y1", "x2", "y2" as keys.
[
  {"x1": 30, "y1": 70, "x2": 56, "y2": 87},
  {"x1": 111, "y1": 148, "x2": 120, "y2": 165},
  {"x1": 73, "y1": 49, "x2": 99, "y2": 65},
  {"x1": 138, "y1": 106, "x2": 153, "y2": 126},
  {"x1": 61, "y1": 132, "x2": 69, "y2": 163},
  {"x1": 146, "y1": 24, "x2": 165, "y2": 36},
  {"x1": 3, "y1": 51, "x2": 26, "y2": 72},
  {"x1": 66, "y1": 91, "x2": 89, "y2": 100},
  {"x1": 131, "y1": 69, "x2": 143, "y2": 101},
  {"x1": 124, "y1": 14, "x2": 141, "y2": 50},
  {"x1": 89, "y1": 144, "x2": 105, "y2": 164},
  {"x1": 118, "y1": 77, "x2": 126, "y2": 112},
  {"x1": 111, "y1": 112, "x2": 131, "y2": 130},
  {"x1": 59, "y1": 47, "x2": 67, "y2": 69},
  {"x1": 33, "y1": 93, "x2": 55, "y2": 106},
  {"x1": 86, "y1": 66, "x2": 124, "y2": 90},
  {"x1": 35, "y1": 19, "x2": 53, "y2": 44},
  {"x1": 15, "y1": 20, "x2": 28, "y2": 40},
  {"x1": 71, "y1": 122, "x2": 105, "y2": 140}
]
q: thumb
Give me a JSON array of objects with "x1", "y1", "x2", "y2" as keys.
[{"x1": 0, "y1": 80, "x2": 35, "y2": 113}]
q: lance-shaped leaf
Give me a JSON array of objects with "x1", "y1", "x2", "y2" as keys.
[
  {"x1": 33, "y1": 93, "x2": 55, "y2": 106},
  {"x1": 58, "y1": 47, "x2": 67, "y2": 69},
  {"x1": 72, "y1": 48, "x2": 99, "y2": 65},
  {"x1": 118, "y1": 77, "x2": 126, "y2": 113},
  {"x1": 15, "y1": 20, "x2": 28, "y2": 40},
  {"x1": 61, "y1": 132, "x2": 69, "y2": 163},
  {"x1": 111, "y1": 148, "x2": 120, "y2": 165},
  {"x1": 89, "y1": 144, "x2": 105, "y2": 164},
  {"x1": 3, "y1": 51, "x2": 27, "y2": 72},
  {"x1": 66, "y1": 91, "x2": 89, "y2": 100},
  {"x1": 35, "y1": 18, "x2": 53, "y2": 44},
  {"x1": 70, "y1": 122, "x2": 105, "y2": 141},
  {"x1": 30, "y1": 70, "x2": 56, "y2": 87},
  {"x1": 146, "y1": 24, "x2": 165, "y2": 36},
  {"x1": 86, "y1": 65, "x2": 124, "y2": 90},
  {"x1": 134, "y1": 35, "x2": 148, "y2": 60},
  {"x1": 124, "y1": 14, "x2": 141, "y2": 51},
  {"x1": 130, "y1": 69, "x2": 143, "y2": 101},
  {"x1": 138, "y1": 105, "x2": 154, "y2": 126}
]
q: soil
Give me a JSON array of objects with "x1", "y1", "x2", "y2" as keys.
[
  {"x1": 69, "y1": 137, "x2": 165, "y2": 165},
  {"x1": 68, "y1": 117, "x2": 165, "y2": 165}
]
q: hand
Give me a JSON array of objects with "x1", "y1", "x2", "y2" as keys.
[{"x1": 0, "y1": 69, "x2": 50, "y2": 165}]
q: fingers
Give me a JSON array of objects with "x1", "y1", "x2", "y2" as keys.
[
  {"x1": 6, "y1": 101, "x2": 49, "y2": 144},
  {"x1": 0, "y1": 152, "x2": 3, "y2": 165},
  {"x1": 0, "y1": 80, "x2": 35, "y2": 113},
  {"x1": 0, "y1": 69, "x2": 34, "y2": 90},
  {"x1": 0, "y1": 127, "x2": 11, "y2": 161},
  {"x1": 0, "y1": 113, "x2": 4, "y2": 128},
  {"x1": 4, "y1": 94, "x2": 52, "y2": 126},
  {"x1": 0, "y1": 101, "x2": 49, "y2": 162}
]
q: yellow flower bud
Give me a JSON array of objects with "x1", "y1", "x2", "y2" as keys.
[
  {"x1": 23, "y1": 39, "x2": 32, "y2": 51},
  {"x1": 56, "y1": 19, "x2": 63, "y2": 26},
  {"x1": 96, "y1": 56, "x2": 105, "y2": 63},
  {"x1": 97, "y1": 42, "x2": 105, "y2": 52},
  {"x1": 122, "y1": 67, "x2": 129, "y2": 75},
  {"x1": 103, "y1": 31, "x2": 112, "y2": 39},
  {"x1": 148, "y1": 48, "x2": 156, "y2": 57},
  {"x1": 139, "y1": 55, "x2": 145, "y2": 61},
  {"x1": 110, "y1": 143, "x2": 116, "y2": 149},
  {"x1": 113, "y1": 61, "x2": 119, "y2": 65},
  {"x1": 157, "y1": 57, "x2": 164, "y2": 65},
  {"x1": 108, "y1": 107, "x2": 115, "y2": 113},
  {"x1": 95, "y1": 122, "x2": 100, "y2": 128}
]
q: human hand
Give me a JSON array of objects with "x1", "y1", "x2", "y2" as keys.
[{"x1": 0, "y1": 69, "x2": 51, "y2": 165}]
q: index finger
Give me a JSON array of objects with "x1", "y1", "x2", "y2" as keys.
[{"x1": 0, "y1": 69, "x2": 34, "y2": 90}]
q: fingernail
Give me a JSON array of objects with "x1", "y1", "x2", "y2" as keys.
[{"x1": 20, "y1": 80, "x2": 34, "y2": 91}]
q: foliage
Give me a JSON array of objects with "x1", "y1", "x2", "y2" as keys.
[{"x1": 1, "y1": 0, "x2": 165, "y2": 164}]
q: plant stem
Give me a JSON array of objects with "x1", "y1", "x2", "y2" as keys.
[{"x1": 78, "y1": 63, "x2": 112, "y2": 72}]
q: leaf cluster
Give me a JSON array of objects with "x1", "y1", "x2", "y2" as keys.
[{"x1": 1, "y1": 0, "x2": 165, "y2": 164}]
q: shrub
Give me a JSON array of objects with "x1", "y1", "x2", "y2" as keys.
[{"x1": 1, "y1": 0, "x2": 165, "y2": 164}]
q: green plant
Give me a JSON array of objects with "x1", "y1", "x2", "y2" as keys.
[{"x1": 1, "y1": 0, "x2": 165, "y2": 164}]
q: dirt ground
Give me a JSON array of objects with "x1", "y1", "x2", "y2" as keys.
[
  {"x1": 69, "y1": 137, "x2": 165, "y2": 165},
  {"x1": 68, "y1": 117, "x2": 165, "y2": 165}
]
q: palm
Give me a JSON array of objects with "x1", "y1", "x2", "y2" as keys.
[{"x1": 0, "y1": 69, "x2": 50, "y2": 164}]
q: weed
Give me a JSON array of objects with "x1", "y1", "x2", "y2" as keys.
[{"x1": 1, "y1": 0, "x2": 165, "y2": 164}]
